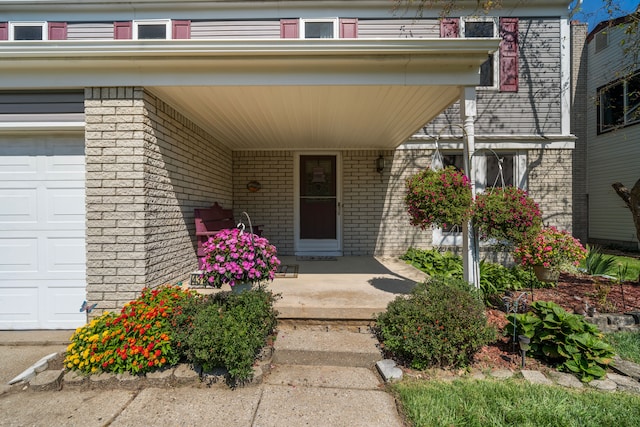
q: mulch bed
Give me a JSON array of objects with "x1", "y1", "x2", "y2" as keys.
[{"x1": 470, "y1": 272, "x2": 640, "y2": 372}]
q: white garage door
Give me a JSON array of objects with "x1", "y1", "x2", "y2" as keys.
[{"x1": 0, "y1": 135, "x2": 86, "y2": 330}]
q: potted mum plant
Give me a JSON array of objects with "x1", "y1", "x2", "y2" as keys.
[
  {"x1": 200, "y1": 228, "x2": 281, "y2": 292},
  {"x1": 405, "y1": 166, "x2": 472, "y2": 229},
  {"x1": 513, "y1": 226, "x2": 587, "y2": 282},
  {"x1": 472, "y1": 186, "x2": 542, "y2": 247}
]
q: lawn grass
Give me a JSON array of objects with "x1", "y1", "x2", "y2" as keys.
[
  {"x1": 607, "y1": 254, "x2": 640, "y2": 281},
  {"x1": 392, "y1": 378, "x2": 640, "y2": 427},
  {"x1": 606, "y1": 330, "x2": 640, "y2": 364}
]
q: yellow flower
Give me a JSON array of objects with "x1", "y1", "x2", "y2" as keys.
[{"x1": 66, "y1": 342, "x2": 76, "y2": 351}]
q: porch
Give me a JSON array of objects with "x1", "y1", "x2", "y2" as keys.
[{"x1": 268, "y1": 256, "x2": 427, "y2": 322}]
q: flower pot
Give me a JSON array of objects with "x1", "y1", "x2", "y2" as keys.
[
  {"x1": 231, "y1": 282, "x2": 253, "y2": 294},
  {"x1": 533, "y1": 265, "x2": 559, "y2": 283}
]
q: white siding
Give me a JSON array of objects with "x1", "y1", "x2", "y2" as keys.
[
  {"x1": 358, "y1": 18, "x2": 439, "y2": 38},
  {"x1": 586, "y1": 24, "x2": 640, "y2": 246}
]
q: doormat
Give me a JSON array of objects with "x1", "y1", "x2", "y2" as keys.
[
  {"x1": 275, "y1": 264, "x2": 299, "y2": 278},
  {"x1": 296, "y1": 256, "x2": 337, "y2": 261}
]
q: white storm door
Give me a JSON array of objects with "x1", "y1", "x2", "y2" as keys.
[{"x1": 294, "y1": 153, "x2": 342, "y2": 256}]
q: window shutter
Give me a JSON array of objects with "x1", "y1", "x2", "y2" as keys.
[
  {"x1": 0, "y1": 22, "x2": 8, "y2": 40},
  {"x1": 280, "y1": 19, "x2": 299, "y2": 39},
  {"x1": 499, "y1": 17, "x2": 519, "y2": 92},
  {"x1": 172, "y1": 20, "x2": 191, "y2": 39},
  {"x1": 440, "y1": 18, "x2": 459, "y2": 38},
  {"x1": 339, "y1": 18, "x2": 358, "y2": 38},
  {"x1": 48, "y1": 22, "x2": 67, "y2": 40},
  {"x1": 114, "y1": 21, "x2": 132, "y2": 40}
]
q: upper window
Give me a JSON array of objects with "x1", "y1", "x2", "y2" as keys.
[
  {"x1": 10, "y1": 22, "x2": 47, "y2": 40},
  {"x1": 598, "y1": 70, "x2": 640, "y2": 133},
  {"x1": 134, "y1": 20, "x2": 171, "y2": 40},
  {"x1": 461, "y1": 18, "x2": 498, "y2": 89},
  {"x1": 300, "y1": 18, "x2": 338, "y2": 39}
]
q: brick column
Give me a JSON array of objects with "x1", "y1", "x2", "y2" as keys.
[{"x1": 84, "y1": 87, "x2": 148, "y2": 313}]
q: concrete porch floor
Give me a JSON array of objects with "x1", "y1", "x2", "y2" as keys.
[{"x1": 269, "y1": 256, "x2": 427, "y2": 322}]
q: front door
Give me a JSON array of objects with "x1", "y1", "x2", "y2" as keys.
[{"x1": 295, "y1": 154, "x2": 342, "y2": 255}]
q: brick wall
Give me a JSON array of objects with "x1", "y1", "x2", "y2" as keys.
[
  {"x1": 527, "y1": 149, "x2": 574, "y2": 232},
  {"x1": 232, "y1": 151, "x2": 295, "y2": 255},
  {"x1": 84, "y1": 87, "x2": 232, "y2": 314}
]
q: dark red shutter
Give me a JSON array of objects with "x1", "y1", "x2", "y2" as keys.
[
  {"x1": 339, "y1": 18, "x2": 358, "y2": 38},
  {"x1": 440, "y1": 18, "x2": 459, "y2": 38},
  {"x1": 499, "y1": 17, "x2": 519, "y2": 92},
  {"x1": 48, "y1": 22, "x2": 67, "y2": 40},
  {"x1": 114, "y1": 21, "x2": 132, "y2": 40},
  {"x1": 280, "y1": 19, "x2": 299, "y2": 39},
  {"x1": 172, "y1": 20, "x2": 191, "y2": 39},
  {"x1": 0, "y1": 22, "x2": 7, "y2": 41}
]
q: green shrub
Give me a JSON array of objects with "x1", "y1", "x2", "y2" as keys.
[
  {"x1": 507, "y1": 301, "x2": 615, "y2": 382},
  {"x1": 65, "y1": 285, "x2": 200, "y2": 374},
  {"x1": 402, "y1": 248, "x2": 548, "y2": 304},
  {"x1": 375, "y1": 276, "x2": 496, "y2": 370},
  {"x1": 173, "y1": 287, "x2": 278, "y2": 384}
]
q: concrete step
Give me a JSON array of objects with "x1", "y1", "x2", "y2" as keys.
[{"x1": 272, "y1": 326, "x2": 382, "y2": 368}]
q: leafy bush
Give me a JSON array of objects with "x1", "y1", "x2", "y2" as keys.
[
  {"x1": 401, "y1": 247, "x2": 463, "y2": 279},
  {"x1": 507, "y1": 301, "x2": 615, "y2": 382},
  {"x1": 65, "y1": 285, "x2": 200, "y2": 374},
  {"x1": 375, "y1": 277, "x2": 496, "y2": 369},
  {"x1": 401, "y1": 248, "x2": 548, "y2": 304},
  {"x1": 173, "y1": 287, "x2": 278, "y2": 384}
]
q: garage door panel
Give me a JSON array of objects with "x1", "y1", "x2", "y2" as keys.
[
  {"x1": 46, "y1": 186, "x2": 85, "y2": 224},
  {"x1": 0, "y1": 286, "x2": 39, "y2": 329},
  {"x1": 0, "y1": 238, "x2": 38, "y2": 272},
  {"x1": 47, "y1": 237, "x2": 86, "y2": 273},
  {"x1": 0, "y1": 188, "x2": 38, "y2": 224},
  {"x1": 0, "y1": 149, "x2": 38, "y2": 176},
  {"x1": 43, "y1": 285, "x2": 87, "y2": 328}
]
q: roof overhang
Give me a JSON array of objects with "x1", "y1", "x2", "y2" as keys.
[{"x1": 0, "y1": 38, "x2": 499, "y2": 149}]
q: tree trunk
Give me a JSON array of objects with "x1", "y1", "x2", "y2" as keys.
[{"x1": 612, "y1": 179, "x2": 640, "y2": 245}]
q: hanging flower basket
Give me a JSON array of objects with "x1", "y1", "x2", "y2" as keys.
[
  {"x1": 472, "y1": 186, "x2": 542, "y2": 246},
  {"x1": 405, "y1": 166, "x2": 472, "y2": 229},
  {"x1": 200, "y1": 228, "x2": 280, "y2": 289}
]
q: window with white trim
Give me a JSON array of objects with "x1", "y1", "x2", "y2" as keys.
[
  {"x1": 134, "y1": 20, "x2": 171, "y2": 40},
  {"x1": 432, "y1": 151, "x2": 528, "y2": 246},
  {"x1": 300, "y1": 18, "x2": 338, "y2": 39},
  {"x1": 10, "y1": 22, "x2": 47, "y2": 40},
  {"x1": 461, "y1": 17, "x2": 498, "y2": 89},
  {"x1": 598, "y1": 70, "x2": 640, "y2": 133}
]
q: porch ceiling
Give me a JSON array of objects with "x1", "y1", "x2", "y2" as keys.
[
  {"x1": 0, "y1": 38, "x2": 500, "y2": 149},
  {"x1": 149, "y1": 85, "x2": 460, "y2": 150}
]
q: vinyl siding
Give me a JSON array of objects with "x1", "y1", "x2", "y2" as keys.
[
  {"x1": 586, "y1": 23, "x2": 640, "y2": 247},
  {"x1": 423, "y1": 18, "x2": 562, "y2": 137},
  {"x1": 67, "y1": 23, "x2": 114, "y2": 40},
  {"x1": 358, "y1": 18, "x2": 439, "y2": 38},
  {"x1": 190, "y1": 20, "x2": 280, "y2": 39},
  {"x1": 0, "y1": 90, "x2": 84, "y2": 123}
]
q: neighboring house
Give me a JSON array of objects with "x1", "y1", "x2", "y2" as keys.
[
  {"x1": 580, "y1": 12, "x2": 640, "y2": 250},
  {"x1": 0, "y1": 0, "x2": 576, "y2": 329}
]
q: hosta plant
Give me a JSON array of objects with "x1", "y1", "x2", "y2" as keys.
[
  {"x1": 507, "y1": 300, "x2": 615, "y2": 382},
  {"x1": 405, "y1": 166, "x2": 472, "y2": 229},
  {"x1": 65, "y1": 285, "x2": 200, "y2": 375}
]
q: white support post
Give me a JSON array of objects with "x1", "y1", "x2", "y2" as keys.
[{"x1": 461, "y1": 87, "x2": 480, "y2": 289}]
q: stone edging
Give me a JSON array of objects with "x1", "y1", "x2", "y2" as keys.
[{"x1": 583, "y1": 312, "x2": 640, "y2": 333}]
